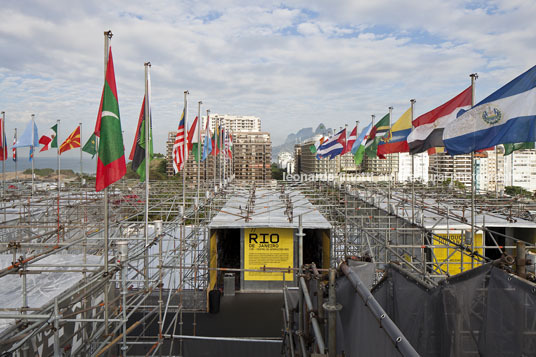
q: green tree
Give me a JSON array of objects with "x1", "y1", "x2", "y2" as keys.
[
  {"x1": 271, "y1": 163, "x2": 284, "y2": 180},
  {"x1": 505, "y1": 185, "x2": 532, "y2": 198}
]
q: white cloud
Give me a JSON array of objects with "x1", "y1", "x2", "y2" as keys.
[{"x1": 0, "y1": 0, "x2": 534, "y2": 158}]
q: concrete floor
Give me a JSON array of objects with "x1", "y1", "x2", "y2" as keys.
[{"x1": 127, "y1": 292, "x2": 285, "y2": 356}]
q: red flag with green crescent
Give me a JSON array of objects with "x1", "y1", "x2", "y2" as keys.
[{"x1": 95, "y1": 47, "x2": 126, "y2": 191}]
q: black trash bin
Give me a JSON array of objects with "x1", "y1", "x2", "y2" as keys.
[{"x1": 209, "y1": 289, "x2": 221, "y2": 314}]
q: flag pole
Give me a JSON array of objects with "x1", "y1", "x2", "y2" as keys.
[
  {"x1": 219, "y1": 118, "x2": 221, "y2": 187},
  {"x1": 494, "y1": 145, "x2": 498, "y2": 198},
  {"x1": 103, "y1": 30, "x2": 112, "y2": 273},
  {"x1": 355, "y1": 120, "x2": 359, "y2": 179},
  {"x1": 370, "y1": 115, "x2": 375, "y2": 182},
  {"x1": 470, "y1": 73, "x2": 478, "y2": 269},
  {"x1": 342, "y1": 124, "x2": 347, "y2": 177},
  {"x1": 31, "y1": 114, "x2": 35, "y2": 195},
  {"x1": 102, "y1": 30, "x2": 112, "y2": 339},
  {"x1": 183, "y1": 90, "x2": 188, "y2": 219},
  {"x1": 1, "y1": 111, "x2": 5, "y2": 222},
  {"x1": 79, "y1": 122, "x2": 83, "y2": 186},
  {"x1": 205, "y1": 109, "x2": 210, "y2": 188},
  {"x1": 388, "y1": 107, "x2": 393, "y2": 203},
  {"x1": 143, "y1": 62, "x2": 151, "y2": 292},
  {"x1": 213, "y1": 116, "x2": 217, "y2": 187},
  {"x1": 14, "y1": 128, "x2": 17, "y2": 182},
  {"x1": 410, "y1": 99, "x2": 416, "y2": 224},
  {"x1": 197, "y1": 101, "x2": 202, "y2": 205},
  {"x1": 56, "y1": 119, "x2": 61, "y2": 244},
  {"x1": 144, "y1": 62, "x2": 151, "y2": 246},
  {"x1": 57, "y1": 120, "x2": 61, "y2": 195},
  {"x1": 1, "y1": 111, "x2": 5, "y2": 202},
  {"x1": 223, "y1": 124, "x2": 226, "y2": 187}
]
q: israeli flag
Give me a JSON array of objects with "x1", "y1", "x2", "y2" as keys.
[{"x1": 443, "y1": 65, "x2": 536, "y2": 155}]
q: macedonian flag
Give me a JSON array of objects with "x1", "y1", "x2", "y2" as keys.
[{"x1": 59, "y1": 126, "x2": 81, "y2": 154}]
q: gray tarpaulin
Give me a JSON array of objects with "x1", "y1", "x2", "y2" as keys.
[
  {"x1": 336, "y1": 276, "x2": 404, "y2": 356},
  {"x1": 369, "y1": 263, "x2": 536, "y2": 357}
]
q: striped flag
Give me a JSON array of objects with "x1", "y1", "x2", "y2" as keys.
[
  {"x1": 172, "y1": 108, "x2": 186, "y2": 173},
  {"x1": 444, "y1": 65, "x2": 536, "y2": 155},
  {"x1": 316, "y1": 128, "x2": 346, "y2": 160},
  {"x1": 377, "y1": 107, "x2": 412, "y2": 159},
  {"x1": 187, "y1": 116, "x2": 198, "y2": 159},
  {"x1": 408, "y1": 86, "x2": 472, "y2": 154},
  {"x1": 343, "y1": 125, "x2": 357, "y2": 155},
  {"x1": 12, "y1": 132, "x2": 17, "y2": 161}
]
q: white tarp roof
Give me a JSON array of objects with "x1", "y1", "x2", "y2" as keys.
[
  {"x1": 209, "y1": 188, "x2": 331, "y2": 229},
  {"x1": 353, "y1": 189, "x2": 536, "y2": 231}
]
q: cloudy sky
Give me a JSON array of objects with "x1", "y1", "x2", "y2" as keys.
[{"x1": 1, "y1": 0, "x2": 535, "y2": 157}]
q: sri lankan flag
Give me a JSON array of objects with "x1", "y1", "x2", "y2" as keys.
[
  {"x1": 129, "y1": 96, "x2": 153, "y2": 182},
  {"x1": 59, "y1": 126, "x2": 81, "y2": 154},
  {"x1": 95, "y1": 47, "x2": 126, "y2": 191}
]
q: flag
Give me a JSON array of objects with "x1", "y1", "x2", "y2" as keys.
[
  {"x1": 226, "y1": 131, "x2": 233, "y2": 159},
  {"x1": 95, "y1": 47, "x2": 126, "y2": 192},
  {"x1": 427, "y1": 147, "x2": 445, "y2": 155},
  {"x1": 227, "y1": 132, "x2": 233, "y2": 159},
  {"x1": 14, "y1": 120, "x2": 39, "y2": 161},
  {"x1": 377, "y1": 107, "x2": 412, "y2": 159},
  {"x1": 503, "y1": 142, "x2": 535, "y2": 155},
  {"x1": 82, "y1": 133, "x2": 98, "y2": 158},
  {"x1": 188, "y1": 116, "x2": 200, "y2": 162},
  {"x1": 12, "y1": 133, "x2": 17, "y2": 162},
  {"x1": 202, "y1": 115, "x2": 212, "y2": 161},
  {"x1": 316, "y1": 128, "x2": 346, "y2": 160},
  {"x1": 129, "y1": 96, "x2": 153, "y2": 182},
  {"x1": 13, "y1": 120, "x2": 39, "y2": 148},
  {"x1": 364, "y1": 114, "x2": 390, "y2": 158},
  {"x1": 172, "y1": 108, "x2": 186, "y2": 173},
  {"x1": 38, "y1": 124, "x2": 58, "y2": 152},
  {"x1": 444, "y1": 65, "x2": 536, "y2": 155},
  {"x1": 343, "y1": 125, "x2": 357, "y2": 155},
  {"x1": 352, "y1": 122, "x2": 373, "y2": 166},
  {"x1": 310, "y1": 136, "x2": 326, "y2": 154},
  {"x1": 0, "y1": 116, "x2": 7, "y2": 161},
  {"x1": 211, "y1": 124, "x2": 220, "y2": 156},
  {"x1": 59, "y1": 126, "x2": 81, "y2": 154},
  {"x1": 221, "y1": 127, "x2": 225, "y2": 157},
  {"x1": 408, "y1": 86, "x2": 472, "y2": 154}
]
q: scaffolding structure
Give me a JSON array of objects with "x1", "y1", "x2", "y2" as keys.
[{"x1": 0, "y1": 175, "x2": 535, "y2": 355}]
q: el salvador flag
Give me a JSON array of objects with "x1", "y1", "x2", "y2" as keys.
[{"x1": 443, "y1": 65, "x2": 536, "y2": 155}]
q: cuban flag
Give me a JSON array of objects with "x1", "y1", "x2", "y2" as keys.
[
  {"x1": 443, "y1": 65, "x2": 536, "y2": 155},
  {"x1": 316, "y1": 128, "x2": 346, "y2": 160}
]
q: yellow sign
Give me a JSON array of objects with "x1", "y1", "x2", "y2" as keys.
[
  {"x1": 432, "y1": 232, "x2": 484, "y2": 275},
  {"x1": 244, "y1": 228, "x2": 294, "y2": 281}
]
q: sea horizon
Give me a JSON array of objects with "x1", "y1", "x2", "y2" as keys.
[{"x1": 1, "y1": 156, "x2": 97, "y2": 174}]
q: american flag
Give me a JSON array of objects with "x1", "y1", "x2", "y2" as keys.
[{"x1": 172, "y1": 109, "x2": 187, "y2": 173}]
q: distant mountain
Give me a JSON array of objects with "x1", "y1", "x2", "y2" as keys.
[
  {"x1": 272, "y1": 123, "x2": 330, "y2": 162},
  {"x1": 314, "y1": 123, "x2": 326, "y2": 135}
]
